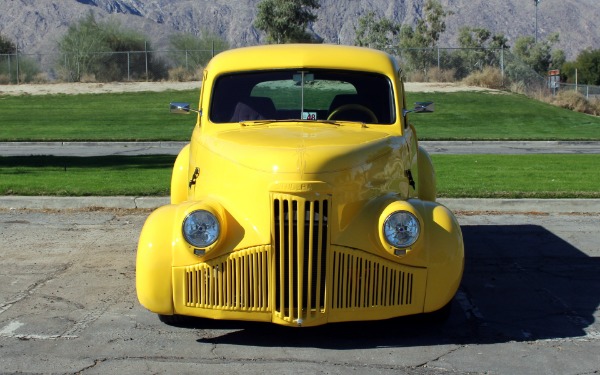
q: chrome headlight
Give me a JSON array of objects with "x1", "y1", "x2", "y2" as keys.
[
  {"x1": 182, "y1": 210, "x2": 220, "y2": 248},
  {"x1": 383, "y1": 211, "x2": 420, "y2": 248}
]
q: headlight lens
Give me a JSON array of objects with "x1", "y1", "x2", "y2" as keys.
[
  {"x1": 182, "y1": 210, "x2": 220, "y2": 248},
  {"x1": 383, "y1": 211, "x2": 420, "y2": 248}
]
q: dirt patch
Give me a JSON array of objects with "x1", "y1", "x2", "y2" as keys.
[{"x1": 0, "y1": 81, "x2": 495, "y2": 96}]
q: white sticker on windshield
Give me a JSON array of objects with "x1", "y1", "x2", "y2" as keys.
[{"x1": 302, "y1": 112, "x2": 317, "y2": 120}]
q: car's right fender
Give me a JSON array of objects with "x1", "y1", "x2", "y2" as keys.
[{"x1": 136, "y1": 205, "x2": 178, "y2": 315}]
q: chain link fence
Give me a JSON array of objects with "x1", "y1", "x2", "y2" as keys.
[
  {"x1": 556, "y1": 83, "x2": 600, "y2": 99},
  {"x1": 2, "y1": 46, "x2": 599, "y2": 99},
  {"x1": 0, "y1": 48, "x2": 223, "y2": 84}
]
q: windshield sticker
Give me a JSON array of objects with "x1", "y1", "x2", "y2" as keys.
[{"x1": 302, "y1": 112, "x2": 317, "y2": 120}]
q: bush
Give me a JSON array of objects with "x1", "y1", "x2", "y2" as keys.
[
  {"x1": 406, "y1": 68, "x2": 455, "y2": 82},
  {"x1": 551, "y1": 90, "x2": 599, "y2": 115},
  {"x1": 462, "y1": 67, "x2": 504, "y2": 89},
  {"x1": 168, "y1": 66, "x2": 201, "y2": 82},
  {"x1": 428, "y1": 67, "x2": 456, "y2": 82},
  {"x1": 592, "y1": 98, "x2": 600, "y2": 115},
  {"x1": 57, "y1": 14, "x2": 168, "y2": 82}
]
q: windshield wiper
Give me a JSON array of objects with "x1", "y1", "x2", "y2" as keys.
[
  {"x1": 239, "y1": 119, "x2": 369, "y2": 127},
  {"x1": 239, "y1": 120, "x2": 278, "y2": 126}
]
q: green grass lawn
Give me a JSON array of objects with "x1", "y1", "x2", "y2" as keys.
[
  {"x1": 1, "y1": 154, "x2": 598, "y2": 198},
  {"x1": 406, "y1": 91, "x2": 600, "y2": 140},
  {"x1": 432, "y1": 154, "x2": 600, "y2": 198},
  {"x1": 1, "y1": 89, "x2": 599, "y2": 141},
  {"x1": 1, "y1": 88, "x2": 598, "y2": 198},
  {"x1": 0, "y1": 155, "x2": 174, "y2": 196},
  {"x1": 0, "y1": 90, "x2": 198, "y2": 141}
]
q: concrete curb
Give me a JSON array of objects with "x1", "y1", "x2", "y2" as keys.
[
  {"x1": 438, "y1": 198, "x2": 600, "y2": 214},
  {"x1": 0, "y1": 196, "x2": 169, "y2": 210},
  {"x1": 1, "y1": 196, "x2": 599, "y2": 213}
]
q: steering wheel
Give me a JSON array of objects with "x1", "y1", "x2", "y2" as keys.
[{"x1": 327, "y1": 104, "x2": 378, "y2": 123}]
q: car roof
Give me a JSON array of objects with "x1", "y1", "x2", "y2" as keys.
[{"x1": 205, "y1": 44, "x2": 400, "y2": 76}]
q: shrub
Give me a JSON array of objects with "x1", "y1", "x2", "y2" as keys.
[
  {"x1": 592, "y1": 99, "x2": 600, "y2": 116},
  {"x1": 30, "y1": 72, "x2": 50, "y2": 84},
  {"x1": 462, "y1": 67, "x2": 504, "y2": 89},
  {"x1": 428, "y1": 67, "x2": 456, "y2": 82},
  {"x1": 405, "y1": 68, "x2": 455, "y2": 82},
  {"x1": 168, "y1": 66, "x2": 201, "y2": 82},
  {"x1": 550, "y1": 90, "x2": 599, "y2": 115}
]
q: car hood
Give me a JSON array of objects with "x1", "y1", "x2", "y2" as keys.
[{"x1": 203, "y1": 124, "x2": 399, "y2": 174}]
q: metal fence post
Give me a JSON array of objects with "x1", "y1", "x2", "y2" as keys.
[
  {"x1": 7, "y1": 54, "x2": 11, "y2": 83},
  {"x1": 127, "y1": 51, "x2": 131, "y2": 81},
  {"x1": 145, "y1": 41, "x2": 149, "y2": 82},
  {"x1": 586, "y1": 85, "x2": 589, "y2": 100},
  {"x1": 500, "y1": 47, "x2": 505, "y2": 83},
  {"x1": 15, "y1": 45, "x2": 20, "y2": 84}
]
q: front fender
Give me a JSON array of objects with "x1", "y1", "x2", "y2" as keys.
[
  {"x1": 171, "y1": 144, "x2": 190, "y2": 204},
  {"x1": 136, "y1": 205, "x2": 178, "y2": 315},
  {"x1": 412, "y1": 200, "x2": 464, "y2": 312},
  {"x1": 417, "y1": 146, "x2": 436, "y2": 202},
  {"x1": 336, "y1": 197, "x2": 464, "y2": 313}
]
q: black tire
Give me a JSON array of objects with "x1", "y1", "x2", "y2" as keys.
[
  {"x1": 420, "y1": 301, "x2": 453, "y2": 325},
  {"x1": 158, "y1": 314, "x2": 192, "y2": 327}
]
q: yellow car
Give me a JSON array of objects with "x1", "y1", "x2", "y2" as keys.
[{"x1": 136, "y1": 44, "x2": 464, "y2": 327}]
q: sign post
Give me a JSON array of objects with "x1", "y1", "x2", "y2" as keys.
[{"x1": 548, "y1": 69, "x2": 560, "y2": 95}]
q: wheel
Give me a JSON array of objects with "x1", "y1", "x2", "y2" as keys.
[
  {"x1": 327, "y1": 104, "x2": 378, "y2": 123},
  {"x1": 158, "y1": 314, "x2": 193, "y2": 327},
  {"x1": 420, "y1": 301, "x2": 453, "y2": 325}
]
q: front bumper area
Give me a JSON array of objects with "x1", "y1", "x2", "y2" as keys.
[{"x1": 172, "y1": 244, "x2": 427, "y2": 327}]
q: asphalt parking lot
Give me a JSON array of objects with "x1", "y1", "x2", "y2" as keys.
[{"x1": 0, "y1": 208, "x2": 598, "y2": 374}]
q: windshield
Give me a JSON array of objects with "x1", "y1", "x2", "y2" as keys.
[{"x1": 209, "y1": 69, "x2": 395, "y2": 124}]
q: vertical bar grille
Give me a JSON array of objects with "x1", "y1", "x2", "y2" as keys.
[
  {"x1": 273, "y1": 195, "x2": 329, "y2": 323},
  {"x1": 331, "y1": 249, "x2": 414, "y2": 309},
  {"x1": 184, "y1": 246, "x2": 270, "y2": 311}
]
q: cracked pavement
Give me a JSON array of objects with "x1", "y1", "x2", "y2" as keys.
[{"x1": 0, "y1": 209, "x2": 598, "y2": 374}]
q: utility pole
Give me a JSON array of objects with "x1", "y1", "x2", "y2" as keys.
[{"x1": 534, "y1": 0, "x2": 541, "y2": 43}]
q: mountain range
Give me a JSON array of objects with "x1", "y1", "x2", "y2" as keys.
[{"x1": 1, "y1": 0, "x2": 599, "y2": 60}]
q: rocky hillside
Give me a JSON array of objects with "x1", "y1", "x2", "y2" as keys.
[{"x1": 1, "y1": 0, "x2": 598, "y2": 60}]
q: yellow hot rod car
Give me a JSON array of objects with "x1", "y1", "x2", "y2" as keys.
[{"x1": 136, "y1": 44, "x2": 464, "y2": 327}]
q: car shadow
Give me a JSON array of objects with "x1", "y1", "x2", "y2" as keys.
[{"x1": 176, "y1": 224, "x2": 599, "y2": 348}]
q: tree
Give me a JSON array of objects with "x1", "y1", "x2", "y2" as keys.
[
  {"x1": 565, "y1": 49, "x2": 600, "y2": 85},
  {"x1": 169, "y1": 31, "x2": 229, "y2": 71},
  {"x1": 57, "y1": 13, "x2": 111, "y2": 81},
  {"x1": 398, "y1": 0, "x2": 450, "y2": 72},
  {"x1": 512, "y1": 33, "x2": 565, "y2": 74},
  {"x1": 0, "y1": 34, "x2": 16, "y2": 54},
  {"x1": 57, "y1": 12, "x2": 167, "y2": 82},
  {"x1": 354, "y1": 11, "x2": 400, "y2": 51},
  {"x1": 453, "y1": 27, "x2": 509, "y2": 78},
  {"x1": 254, "y1": 0, "x2": 320, "y2": 44},
  {"x1": 0, "y1": 34, "x2": 41, "y2": 83}
]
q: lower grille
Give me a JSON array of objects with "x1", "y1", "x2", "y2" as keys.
[
  {"x1": 331, "y1": 247, "x2": 414, "y2": 309},
  {"x1": 184, "y1": 246, "x2": 270, "y2": 311},
  {"x1": 273, "y1": 194, "x2": 329, "y2": 323}
]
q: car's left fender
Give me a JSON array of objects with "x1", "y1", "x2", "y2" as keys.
[{"x1": 136, "y1": 204, "x2": 178, "y2": 315}]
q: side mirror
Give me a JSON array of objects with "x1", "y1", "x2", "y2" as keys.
[
  {"x1": 170, "y1": 102, "x2": 201, "y2": 115},
  {"x1": 403, "y1": 101, "x2": 434, "y2": 116},
  {"x1": 170, "y1": 102, "x2": 191, "y2": 114},
  {"x1": 414, "y1": 101, "x2": 435, "y2": 113}
]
